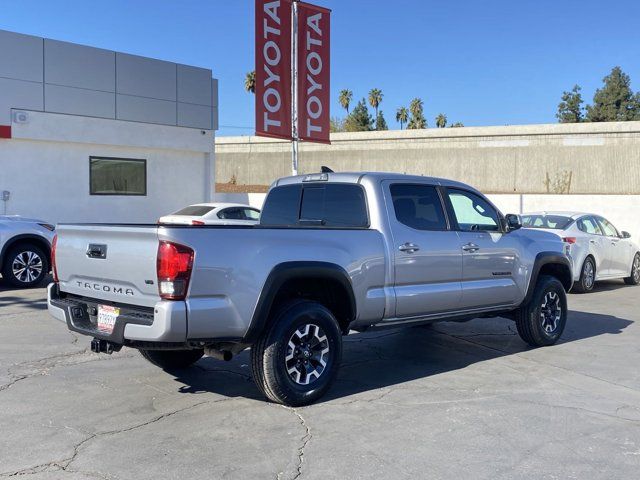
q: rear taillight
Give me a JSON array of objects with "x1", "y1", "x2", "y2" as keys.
[
  {"x1": 157, "y1": 241, "x2": 194, "y2": 300},
  {"x1": 191, "y1": 220, "x2": 205, "y2": 226},
  {"x1": 51, "y1": 234, "x2": 58, "y2": 282},
  {"x1": 562, "y1": 237, "x2": 577, "y2": 244}
]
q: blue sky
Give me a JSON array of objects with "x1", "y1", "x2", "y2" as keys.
[{"x1": 2, "y1": 0, "x2": 640, "y2": 136}]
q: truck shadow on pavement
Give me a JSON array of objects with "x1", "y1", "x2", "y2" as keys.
[
  {"x1": 0, "y1": 277, "x2": 51, "y2": 311},
  {"x1": 170, "y1": 309, "x2": 633, "y2": 404}
]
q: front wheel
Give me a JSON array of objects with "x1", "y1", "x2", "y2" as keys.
[
  {"x1": 139, "y1": 349, "x2": 204, "y2": 370},
  {"x1": 251, "y1": 300, "x2": 342, "y2": 406},
  {"x1": 624, "y1": 253, "x2": 640, "y2": 286},
  {"x1": 515, "y1": 275, "x2": 567, "y2": 347}
]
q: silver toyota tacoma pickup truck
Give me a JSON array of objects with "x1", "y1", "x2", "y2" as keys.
[{"x1": 48, "y1": 172, "x2": 572, "y2": 406}]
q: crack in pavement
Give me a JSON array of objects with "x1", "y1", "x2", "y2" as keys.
[
  {"x1": 0, "y1": 399, "x2": 228, "y2": 478},
  {"x1": 277, "y1": 406, "x2": 312, "y2": 480},
  {"x1": 0, "y1": 349, "x2": 137, "y2": 394}
]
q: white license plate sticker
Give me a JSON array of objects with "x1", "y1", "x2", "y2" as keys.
[{"x1": 97, "y1": 305, "x2": 119, "y2": 334}]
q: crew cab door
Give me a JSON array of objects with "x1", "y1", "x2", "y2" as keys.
[
  {"x1": 443, "y1": 187, "x2": 520, "y2": 309},
  {"x1": 383, "y1": 182, "x2": 462, "y2": 317}
]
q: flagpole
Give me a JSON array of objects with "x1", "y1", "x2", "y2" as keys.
[{"x1": 291, "y1": 0, "x2": 299, "y2": 176}]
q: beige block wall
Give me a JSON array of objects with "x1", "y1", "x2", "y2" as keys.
[{"x1": 216, "y1": 121, "x2": 640, "y2": 194}]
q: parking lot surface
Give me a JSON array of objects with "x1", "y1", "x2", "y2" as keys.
[{"x1": 1, "y1": 281, "x2": 639, "y2": 479}]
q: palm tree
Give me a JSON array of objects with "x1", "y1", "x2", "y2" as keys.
[
  {"x1": 396, "y1": 107, "x2": 409, "y2": 130},
  {"x1": 408, "y1": 98, "x2": 427, "y2": 129},
  {"x1": 244, "y1": 71, "x2": 256, "y2": 94},
  {"x1": 368, "y1": 88, "x2": 384, "y2": 119},
  {"x1": 339, "y1": 89, "x2": 353, "y2": 114},
  {"x1": 435, "y1": 113, "x2": 447, "y2": 128},
  {"x1": 409, "y1": 98, "x2": 423, "y2": 117}
]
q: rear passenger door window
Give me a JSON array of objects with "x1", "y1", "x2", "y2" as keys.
[
  {"x1": 578, "y1": 217, "x2": 602, "y2": 235},
  {"x1": 389, "y1": 184, "x2": 447, "y2": 231},
  {"x1": 218, "y1": 208, "x2": 244, "y2": 220}
]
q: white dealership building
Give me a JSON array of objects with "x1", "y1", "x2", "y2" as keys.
[{"x1": 0, "y1": 29, "x2": 218, "y2": 224}]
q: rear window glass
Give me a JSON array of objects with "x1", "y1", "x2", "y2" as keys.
[
  {"x1": 172, "y1": 205, "x2": 215, "y2": 216},
  {"x1": 260, "y1": 183, "x2": 368, "y2": 227},
  {"x1": 260, "y1": 185, "x2": 302, "y2": 226},
  {"x1": 522, "y1": 215, "x2": 572, "y2": 230}
]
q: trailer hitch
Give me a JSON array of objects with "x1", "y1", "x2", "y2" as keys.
[{"x1": 90, "y1": 338, "x2": 122, "y2": 355}]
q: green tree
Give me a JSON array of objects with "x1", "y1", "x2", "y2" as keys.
[
  {"x1": 368, "y1": 88, "x2": 384, "y2": 121},
  {"x1": 556, "y1": 85, "x2": 584, "y2": 123},
  {"x1": 330, "y1": 117, "x2": 345, "y2": 133},
  {"x1": 435, "y1": 113, "x2": 447, "y2": 128},
  {"x1": 339, "y1": 89, "x2": 353, "y2": 114},
  {"x1": 586, "y1": 67, "x2": 638, "y2": 122},
  {"x1": 376, "y1": 111, "x2": 388, "y2": 131},
  {"x1": 408, "y1": 98, "x2": 427, "y2": 129},
  {"x1": 344, "y1": 99, "x2": 374, "y2": 132},
  {"x1": 244, "y1": 71, "x2": 256, "y2": 94},
  {"x1": 396, "y1": 107, "x2": 409, "y2": 130}
]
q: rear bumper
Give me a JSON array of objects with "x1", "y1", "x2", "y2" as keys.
[{"x1": 47, "y1": 283, "x2": 187, "y2": 343}]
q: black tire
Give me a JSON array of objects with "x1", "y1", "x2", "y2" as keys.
[
  {"x1": 572, "y1": 256, "x2": 596, "y2": 293},
  {"x1": 515, "y1": 275, "x2": 567, "y2": 347},
  {"x1": 251, "y1": 300, "x2": 342, "y2": 407},
  {"x1": 624, "y1": 253, "x2": 640, "y2": 286},
  {"x1": 2, "y1": 243, "x2": 49, "y2": 288},
  {"x1": 139, "y1": 349, "x2": 204, "y2": 370}
]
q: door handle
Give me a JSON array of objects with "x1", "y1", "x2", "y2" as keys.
[
  {"x1": 589, "y1": 239, "x2": 597, "y2": 244},
  {"x1": 399, "y1": 243, "x2": 420, "y2": 253},
  {"x1": 462, "y1": 243, "x2": 480, "y2": 252}
]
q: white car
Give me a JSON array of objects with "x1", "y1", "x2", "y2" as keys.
[
  {"x1": 0, "y1": 215, "x2": 55, "y2": 287},
  {"x1": 522, "y1": 211, "x2": 640, "y2": 292},
  {"x1": 158, "y1": 203, "x2": 261, "y2": 226}
]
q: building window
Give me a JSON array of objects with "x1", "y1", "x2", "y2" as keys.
[{"x1": 89, "y1": 157, "x2": 147, "y2": 196}]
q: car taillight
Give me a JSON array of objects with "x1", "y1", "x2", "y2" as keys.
[
  {"x1": 51, "y1": 234, "x2": 58, "y2": 282},
  {"x1": 157, "y1": 241, "x2": 194, "y2": 300},
  {"x1": 562, "y1": 237, "x2": 577, "y2": 244},
  {"x1": 191, "y1": 220, "x2": 205, "y2": 226}
]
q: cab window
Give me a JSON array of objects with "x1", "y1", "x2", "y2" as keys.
[
  {"x1": 390, "y1": 184, "x2": 448, "y2": 231},
  {"x1": 447, "y1": 189, "x2": 500, "y2": 232},
  {"x1": 577, "y1": 217, "x2": 602, "y2": 235}
]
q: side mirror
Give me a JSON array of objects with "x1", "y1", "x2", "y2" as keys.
[
  {"x1": 621, "y1": 231, "x2": 631, "y2": 239},
  {"x1": 505, "y1": 213, "x2": 522, "y2": 232}
]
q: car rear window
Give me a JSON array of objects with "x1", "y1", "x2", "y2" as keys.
[
  {"x1": 260, "y1": 183, "x2": 368, "y2": 228},
  {"x1": 522, "y1": 215, "x2": 572, "y2": 230},
  {"x1": 172, "y1": 205, "x2": 215, "y2": 216}
]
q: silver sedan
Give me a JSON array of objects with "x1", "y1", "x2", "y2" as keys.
[{"x1": 522, "y1": 211, "x2": 640, "y2": 293}]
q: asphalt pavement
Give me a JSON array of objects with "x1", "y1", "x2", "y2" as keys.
[{"x1": 1, "y1": 280, "x2": 639, "y2": 479}]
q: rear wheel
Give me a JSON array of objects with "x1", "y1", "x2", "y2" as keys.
[
  {"x1": 573, "y1": 256, "x2": 595, "y2": 293},
  {"x1": 251, "y1": 300, "x2": 342, "y2": 406},
  {"x1": 624, "y1": 253, "x2": 640, "y2": 286},
  {"x1": 139, "y1": 349, "x2": 204, "y2": 370},
  {"x1": 2, "y1": 244, "x2": 49, "y2": 288},
  {"x1": 515, "y1": 275, "x2": 567, "y2": 347}
]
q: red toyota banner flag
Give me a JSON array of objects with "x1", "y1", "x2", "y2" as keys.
[
  {"x1": 255, "y1": 0, "x2": 292, "y2": 140},
  {"x1": 297, "y1": 2, "x2": 331, "y2": 144}
]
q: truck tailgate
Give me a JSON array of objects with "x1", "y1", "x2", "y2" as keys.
[{"x1": 55, "y1": 225, "x2": 160, "y2": 308}]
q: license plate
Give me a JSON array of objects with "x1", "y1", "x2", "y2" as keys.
[{"x1": 97, "y1": 305, "x2": 119, "y2": 334}]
